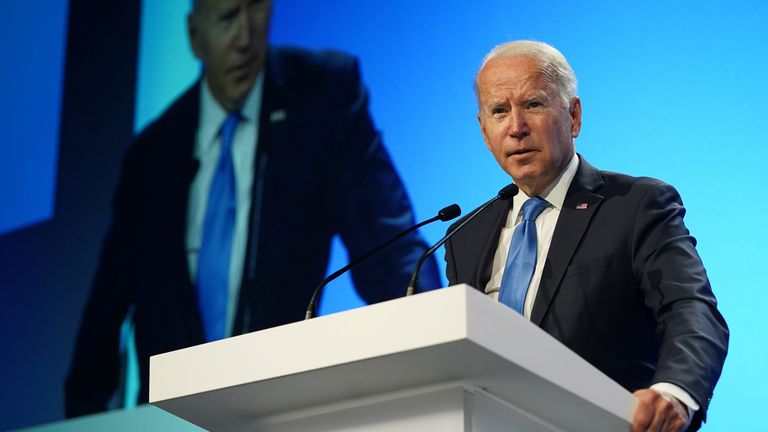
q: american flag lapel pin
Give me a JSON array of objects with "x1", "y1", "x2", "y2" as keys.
[
  {"x1": 576, "y1": 203, "x2": 588, "y2": 210},
  {"x1": 270, "y1": 109, "x2": 287, "y2": 123}
]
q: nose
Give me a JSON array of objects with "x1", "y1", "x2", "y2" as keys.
[
  {"x1": 507, "y1": 108, "x2": 529, "y2": 139},
  {"x1": 234, "y1": 11, "x2": 254, "y2": 50}
]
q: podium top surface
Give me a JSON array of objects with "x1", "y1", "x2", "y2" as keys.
[{"x1": 150, "y1": 285, "x2": 634, "y2": 430}]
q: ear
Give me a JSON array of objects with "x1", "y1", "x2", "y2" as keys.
[
  {"x1": 569, "y1": 96, "x2": 582, "y2": 138},
  {"x1": 187, "y1": 12, "x2": 203, "y2": 60},
  {"x1": 478, "y1": 112, "x2": 492, "y2": 151}
]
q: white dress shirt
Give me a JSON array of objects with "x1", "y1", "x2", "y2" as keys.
[
  {"x1": 486, "y1": 153, "x2": 698, "y2": 420},
  {"x1": 485, "y1": 153, "x2": 579, "y2": 316},
  {"x1": 186, "y1": 72, "x2": 264, "y2": 337}
]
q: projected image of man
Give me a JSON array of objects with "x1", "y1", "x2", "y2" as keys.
[{"x1": 65, "y1": 0, "x2": 441, "y2": 416}]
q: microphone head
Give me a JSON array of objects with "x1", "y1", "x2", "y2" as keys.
[
  {"x1": 498, "y1": 184, "x2": 519, "y2": 200},
  {"x1": 438, "y1": 204, "x2": 461, "y2": 221}
]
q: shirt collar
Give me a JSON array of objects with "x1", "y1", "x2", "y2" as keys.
[
  {"x1": 513, "y1": 153, "x2": 580, "y2": 212},
  {"x1": 197, "y1": 70, "x2": 265, "y2": 156}
]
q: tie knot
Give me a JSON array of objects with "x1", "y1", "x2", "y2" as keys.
[
  {"x1": 521, "y1": 197, "x2": 549, "y2": 221},
  {"x1": 219, "y1": 112, "x2": 242, "y2": 151}
]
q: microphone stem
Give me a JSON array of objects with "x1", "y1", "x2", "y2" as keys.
[
  {"x1": 406, "y1": 195, "x2": 502, "y2": 296},
  {"x1": 305, "y1": 215, "x2": 440, "y2": 319}
]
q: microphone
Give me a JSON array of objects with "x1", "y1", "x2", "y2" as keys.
[
  {"x1": 304, "y1": 203, "x2": 462, "y2": 319},
  {"x1": 405, "y1": 184, "x2": 519, "y2": 296}
]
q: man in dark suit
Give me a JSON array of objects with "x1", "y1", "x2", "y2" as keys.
[
  {"x1": 445, "y1": 41, "x2": 728, "y2": 431},
  {"x1": 65, "y1": 0, "x2": 440, "y2": 416}
]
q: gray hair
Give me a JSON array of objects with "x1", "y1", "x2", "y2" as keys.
[{"x1": 475, "y1": 40, "x2": 577, "y2": 108}]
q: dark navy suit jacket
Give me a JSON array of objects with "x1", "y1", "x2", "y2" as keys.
[
  {"x1": 66, "y1": 47, "x2": 440, "y2": 416},
  {"x1": 445, "y1": 157, "x2": 728, "y2": 430}
]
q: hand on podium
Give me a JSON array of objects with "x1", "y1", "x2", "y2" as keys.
[{"x1": 631, "y1": 388, "x2": 690, "y2": 432}]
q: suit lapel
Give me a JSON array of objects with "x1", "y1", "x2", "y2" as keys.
[
  {"x1": 250, "y1": 48, "x2": 294, "y2": 251},
  {"x1": 236, "y1": 49, "x2": 296, "y2": 333},
  {"x1": 258, "y1": 49, "x2": 293, "y2": 157},
  {"x1": 159, "y1": 82, "x2": 200, "y2": 293},
  {"x1": 531, "y1": 157, "x2": 604, "y2": 326},
  {"x1": 133, "y1": 81, "x2": 204, "y2": 341},
  {"x1": 473, "y1": 198, "x2": 514, "y2": 290}
]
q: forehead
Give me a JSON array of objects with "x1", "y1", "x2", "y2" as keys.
[{"x1": 477, "y1": 56, "x2": 554, "y2": 102}]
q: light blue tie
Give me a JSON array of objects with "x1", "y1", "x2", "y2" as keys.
[
  {"x1": 197, "y1": 112, "x2": 241, "y2": 342},
  {"x1": 498, "y1": 197, "x2": 550, "y2": 314}
]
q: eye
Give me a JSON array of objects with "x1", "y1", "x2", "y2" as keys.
[
  {"x1": 219, "y1": 8, "x2": 238, "y2": 23},
  {"x1": 489, "y1": 106, "x2": 508, "y2": 116},
  {"x1": 526, "y1": 100, "x2": 544, "y2": 110}
]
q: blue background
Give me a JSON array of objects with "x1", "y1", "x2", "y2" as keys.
[
  {"x1": 0, "y1": 2, "x2": 68, "y2": 235},
  {"x1": 2, "y1": 0, "x2": 767, "y2": 429}
]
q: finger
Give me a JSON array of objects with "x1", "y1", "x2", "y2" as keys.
[
  {"x1": 635, "y1": 388, "x2": 680, "y2": 432},
  {"x1": 648, "y1": 404, "x2": 666, "y2": 432},
  {"x1": 661, "y1": 414, "x2": 684, "y2": 432},
  {"x1": 631, "y1": 390, "x2": 657, "y2": 432},
  {"x1": 653, "y1": 393, "x2": 686, "y2": 432},
  {"x1": 658, "y1": 394, "x2": 686, "y2": 432}
]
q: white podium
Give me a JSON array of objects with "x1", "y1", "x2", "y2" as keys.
[{"x1": 150, "y1": 285, "x2": 635, "y2": 431}]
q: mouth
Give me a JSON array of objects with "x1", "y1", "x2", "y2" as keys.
[
  {"x1": 506, "y1": 148, "x2": 536, "y2": 158},
  {"x1": 228, "y1": 56, "x2": 260, "y2": 76}
]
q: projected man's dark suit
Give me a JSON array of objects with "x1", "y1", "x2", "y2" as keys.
[
  {"x1": 65, "y1": 47, "x2": 440, "y2": 416},
  {"x1": 445, "y1": 157, "x2": 728, "y2": 430}
]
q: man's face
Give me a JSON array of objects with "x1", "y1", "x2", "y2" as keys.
[
  {"x1": 476, "y1": 56, "x2": 581, "y2": 196},
  {"x1": 188, "y1": 0, "x2": 271, "y2": 111}
]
